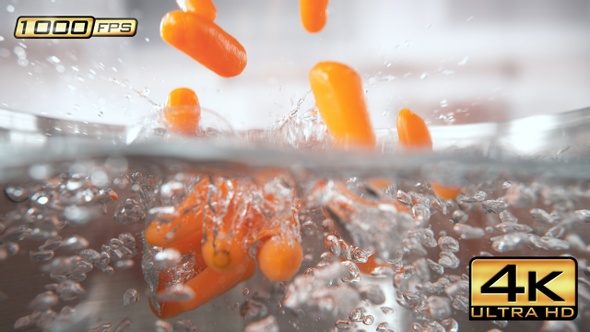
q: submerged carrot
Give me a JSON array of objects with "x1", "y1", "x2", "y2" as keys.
[
  {"x1": 179, "y1": 259, "x2": 255, "y2": 313},
  {"x1": 177, "y1": 0, "x2": 217, "y2": 21},
  {"x1": 161, "y1": 11, "x2": 247, "y2": 77},
  {"x1": 396, "y1": 108, "x2": 461, "y2": 199},
  {"x1": 258, "y1": 236, "x2": 303, "y2": 282},
  {"x1": 300, "y1": 0, "x2": 329, "y2": 33},
  {"x1": 164, "y1": 87, "x2": 201, "y2": 135},
  {"x1": 309, "y1": 61, "x2": 375, "y2": 148},
  {"x1": 145, "y1": 179, "x2": 209, "y2": 248}
]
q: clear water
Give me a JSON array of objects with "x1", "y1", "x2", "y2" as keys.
[{"x1": 1, "y1": 109, "x2": 590, "y2": 331}]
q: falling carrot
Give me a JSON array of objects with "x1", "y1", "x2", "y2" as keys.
[
  {"x1": 164, "y1": 87, "x2": 201, "y2": 135},
  {"x1": 396, "y1": 108, "x2": 461, "y2": 199},
  {"x1": 161, "y1": 11, "x2": 247, "y2": 77},
  {"x1": 396, "y1": 108, "x2": 433, "y2": 150},
  {"x1": 177, "y1": 0, "x2": 217, "y2": 21},
  {"x1": 300, "y1": 0, "x2": 329, "y2": 33},
  {"x1": 309, "y1": 61, "x2": 376, "y2": 148}
]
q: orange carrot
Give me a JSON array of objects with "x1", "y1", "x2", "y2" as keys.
[
  {"x1": 309, "y1": 61, "x2": 375, "y2": 148},
  {"x1": 145, "y1": 179, "x2": 209, "y2": 248},
  {"x1": 300, "y1": 0, "x2": 329, "y2": 33},
  {"x1": 396, "y1": 108, "x2": 461, "y2": 199},
  {"x1": 178, "y1": 259, "x2": 255, "y2": 313},
  {"x1": 396, "y1": 108, "x2": 433, "y2": 150},
  {"x1": 164, "y1": 87, "x2": 201, "y2": 135},
  {"x1": 200, "y1": 179, "x2": 251, "y2": 273},
  {"x1": 161, "y1": 11, "x2": 247, "y2": 78},
  {"x1": 430, "y1": 183, "x2": 462, "y2": 200},
  {"x1": 257, "y1": 235, "x2": 303, "y2": 282},
  {"x1": 177, "y1": 0, "x2": 217, "y2": 21}
]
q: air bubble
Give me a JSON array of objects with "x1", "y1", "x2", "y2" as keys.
[
  {"x1": 123, "y1": 288, "x2": 139, "y2": 306},
  {"x1": 157, "y1": 284, "x2": 195, "y2": 302},
  {"x1": 335, "y1": 319, "x2": 354, "y2": 330},
  {"x1": 359, "y1": 284, "x2": 385, "y2": 305},
  {"x1": 240, "y1": 299, "x2": 268, "y2": 320},
  {"x1": 28, "y1": 291, "x2": 59, "y2": 310},
  {"x1": 482, "y1": 200, "x2": 508, "y2": 214},
  {"x1": 438, "y1": 236, "x2": 460, "y2": 252},
  {"x1": 245, "y1": 316, "x2": 279, "y2": 332},
  {"x1": 174, "y1": 319, "x2": 197, "y2": 332},
  {"x1": 155, "y1": 320, "x2": 173, "y2": 332}
]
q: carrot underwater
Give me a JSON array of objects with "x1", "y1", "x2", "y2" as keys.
[
  {"x1": 309, "y1": 61, "x2": 376, "y2": 148},
  {"x1": 300, "y1": 0, "x2": 329, "y2": 33},
  {"x1": 396, "y1": 108, "x2": 461, "y2": 199},
  {"x1": 161, "y1": 10, "x2": 247, "y2": 78}
]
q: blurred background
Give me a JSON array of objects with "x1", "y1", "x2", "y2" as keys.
[{"x1": 0, "y1": 0, "x2": 589, "y2": 130}]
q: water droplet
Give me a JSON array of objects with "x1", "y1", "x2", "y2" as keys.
[
  {"x1": 63, "y1": 235, "x2": 89, "y2": 251},
  {"x1": 114, "y1": 199, "x2": 146, "y2": 225},
  {"x1": 438, "y1": 251, "x2": 460, "y2": 269},
  {"x1": 340, "y1": 261, "x2": 361, "y2": 283},
  {"x1": 362, "y1": 315, "x2": 374, "y2": 325},
  {"x1": 335, "y1": 319, "x2": 354, "y2": 330},
  {"x1": 122, "y1": 288, "x2": 139, "y2": 307},
  {"x1": 427, "y1": 296, "x2": 452, "y2": 320},
  {"x1": 482, "y1": 200, "x2": 508, "y2": 214},
  {"x1": 438, "y1": 236, "x2": 460, "y2": 252},
  {"x1": 113, "y1": 317, "x2": 133, "y2": 332},
  {"x1": 157, "y1": 284, "x2": 195, "y2": 302},
  {"x1": 324, "y1": 235, "x2": 341, "y2": 257},
  {"x1": 6, "y1": 5, "x2": 15, "y2": 13},
  {"x1": 56, "y1": 280, "x2": 85, "y2": 301},
  {"x1": 173, "y1": 319, "x2": 197, "y2": 332},
  {"x1": 28, "y1": 291, "x2": 59, "y2": 310},
  {"x1": 244, "y1": 315, "x2": 279, "y2": 332},
  {"x1": 380, "y1": 306, "x2": 394, "y2": 315},
  {"x1": 153, "y1": 248, "x2": 181, "y2": 269},
  {"x1": 87, "y1": 323, "x2": 113, "y2": 332},
  {"x1": 349, "y1": 307, "x2": 364, "y2": 321},
  {"x1": 155, "y1": 320, "x2": 173, "y2": 332},
  {"x1": 4, "y1": 186, "x2": 30, "y2": 202},
  {"x1": 491, "y1": 232, "x2": 527, "y2": 252},
  {"x1": 426, "y1": 258, "x2": 445, "y2": 275},
  {"x1": 359, "y1": 284, "x2": 385, "y2": 305},
  {"x1": 453, "y1": 224, "x2": 485, "y2": 239},
  {"x1": 239, "y1": 299, "x2": 268, "y2": 320},
  {"x1": 451, "y1": 294, "x2": 469, "y2": 313},
  {"x1": 451, "y1": 209, "x2": 468, "y2": 224},
  {"x1": 30, "y1": 250, "x2": 54, "y2": 262},
  {"x1": 79, "y1": 249, "x2": 100, "y2": 263},
  {"x1": 376, "y1": 322, "x2": 391, "y2": 332},
  {"x1": 14, "y1": 314, "x2": 36, "y2": 330},
  {"x1": 412, "y1": 204, "x2": 431, "y2": 225}
]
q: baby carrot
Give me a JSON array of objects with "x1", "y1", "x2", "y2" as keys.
[
  {"x1": 164, "y1": 87, "x2": 201, "y2": 135},
  {"x1": 179, "y1": 259, "x2": 255, "y2": 313},
  {"x1": 396, "y1": 108, "x2": 433, "y2": 150},
  {"x1": 200, "y1": 179, "x2": 250, "y2": 273},
  {"x1": 396, "y1": 108, "x2": 461, "y2": 199},
  {"x1": 145, "y1": 179, "x2": 209, "y2": 248},
  {"x1": 177, "y1": 0, "x2": 217, "y2": 21},
  {"x1": 257, "y1": 235, "x2": 303, "y2": 282},
  {"x1": 300, "y1": 0, "x2": 329, "y2": 33},
  {"x1": 430, "y1": 183, "x2": 462, "y2": 200},
  {"x1": 309, "y1": 61, "x2": 376, "y2": 148},
  {"x1": 161, "y1": 11, "x2": 247, "y2": 78}
]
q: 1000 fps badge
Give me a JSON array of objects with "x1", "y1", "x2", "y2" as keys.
[{"x1": 469, "y1": 257, "x2": 577, "y2": 320}]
